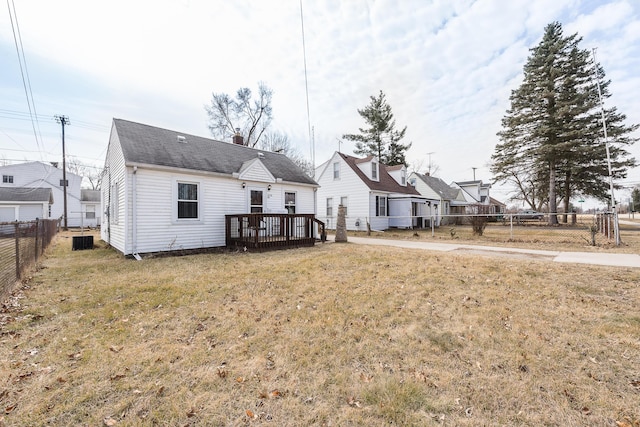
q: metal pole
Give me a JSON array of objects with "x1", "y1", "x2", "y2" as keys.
[{"x1": 592, "y1": 49, "x2": 620, "y2": 245}]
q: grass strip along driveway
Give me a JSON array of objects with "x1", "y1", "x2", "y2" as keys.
[{"x1": 1, "y1": 232, "x2": 639, "y2": 426}]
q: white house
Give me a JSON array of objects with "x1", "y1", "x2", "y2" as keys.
[
  {"x1": 408, "y1": 172, "x2": 468, "y2": 226},
  {"x1": 0, "y1": 187, "x2": 53, "y2": 222},
  {"x1": 451, "y1": 180, "x2": 504, "y2": 215},
  {"x1": 101, "y1": 119, "x2": 319, "y2": 256},
  {"x1": 315, "y1": 152, "x2": 434, "y2": 231},
  {"x1": 0, "y1": 161, "x2": 89, "y2": 225},
  {"x1": 80, "y1": 189, "x2": 101, "y2": 228}
]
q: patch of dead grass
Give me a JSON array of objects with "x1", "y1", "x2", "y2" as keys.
[{"x1": 1, "y1": 231, "x2": 639, "y2": 426}]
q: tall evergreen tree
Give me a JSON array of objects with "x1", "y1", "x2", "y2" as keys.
[
  {"x1": 492, "y1": 22, "x2": 637, "y2": 223},
  {"x1": 343, "y1": 90, "x2": 412, "y2": 166}
]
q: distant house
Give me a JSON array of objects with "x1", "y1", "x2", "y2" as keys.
[
  {"x1": 0, "y1": 187, "x2": 53, "y2": 222},
  {"x1": 0, "y1": 161, "x2": 91, "y2": 225},
  {"x1": 451, "y1": 180, "x2": 505, "y2": 215},
  {"x1": 101, "y1": 119, "x2": 319, "y2": 256},
  {"x1": 408, "y1": 172, "x2": 468, "y2": 226},
  {"x1": 315, "y1": 152, "x2": 435, "y2": 230},
  {"x1": 80, "y1": 189, "x2": 101, "y2": 228}
]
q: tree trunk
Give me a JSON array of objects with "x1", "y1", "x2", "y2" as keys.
[
  {"x1": 562, "y1": 170, "x2": 571, "y2": 223},
  {"x1": 548, "y1": 161, "x2": 558, "y2": 225}
]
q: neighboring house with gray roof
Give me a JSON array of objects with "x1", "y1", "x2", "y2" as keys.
[
  {"x1": 0, "y1": 161, "x2": 90, "y2": 225},
  {"x1": 315, "y1": 152, "x2": 434, "y2": 231},
  {"x1": 408, "y1": 172, "x2": 469, "y2": 226},
  {"x1": 80, "y1": 189, "x2": 101, "y2": 228},
  {"x1": 0, "y1": 187, "x2": 53, "y2": 222},
  {"x1": 101, "y1": 119, "x2": 318, "y2": 255}
]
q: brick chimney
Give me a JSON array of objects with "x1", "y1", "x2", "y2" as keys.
[{"x1": 232, "y1": 128, "x2": 244, "y2": 145}]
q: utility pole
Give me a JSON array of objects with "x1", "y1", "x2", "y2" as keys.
[{"x1": 55, "y1": 115, "x2": 69, "y2": 230}]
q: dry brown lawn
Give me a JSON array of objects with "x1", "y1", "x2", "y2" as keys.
[
  {"x1": 1, "y1": 231, "x2": 639, "y2": 426},
  {"x1": 355, "y1": 220, "x2": 640, "y2": 254}
]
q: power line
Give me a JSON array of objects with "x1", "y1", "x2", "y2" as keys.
[{"x1": 6, "y1": 0, "x2": 43, "y2": 156}]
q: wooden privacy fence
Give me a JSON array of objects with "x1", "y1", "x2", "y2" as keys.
[
  {"x1": 226, "y1": 213, "x2": 326, "y2": 250},
  {"x1": 0, "y1": 219, "x2": 60, "y2": 303}
]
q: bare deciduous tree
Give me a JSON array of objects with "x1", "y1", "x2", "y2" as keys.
[{"x1": 205, "y1": 82, "x2": 273, "y2": 147}]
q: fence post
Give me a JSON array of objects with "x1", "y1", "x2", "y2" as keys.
[
  {"x1": 510, "y1": 214, "x2": 513, "y2": 240},
  {"x1": 34, "y1": 219, "x2": 39, "y2": 264},
  {"x1": 15, "y1": 221, "x2": 20, "y2": 280}
]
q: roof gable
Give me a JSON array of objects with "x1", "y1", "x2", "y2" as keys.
[
  {"x1": 238, "y1": 158, "x2": 276, "y2": 183},
  {"x1": 112, "y1": 119, "x2": 317, "y2": 186},
  {"x1": 339, "y1": 153, "x2": 419, "y2": 196},
  {"x1": 413, "y1": 173, "x2": 460, "y2": 200}
]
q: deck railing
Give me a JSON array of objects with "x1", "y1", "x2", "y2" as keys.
[{"x1": 225, "y1": 213, "x2": 326, "y2": 250}]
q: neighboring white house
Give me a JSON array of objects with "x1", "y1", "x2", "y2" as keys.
[
  {"x1": 451, "y1": 180, "x2": 505, "y2": 215},
  {"x1": 101, "y1": 119, "x2": 319, "y2": 256},
  {"x1": 0, "y1": 187, "x2": 53, "y2": 222},
  {"x1": 80, "y1": 189, "x2": 101, "y2": 228},
  {"x1": 315, "y1": 152, "x2": 434, "y2": 231},
  {"x1": 408, "y1": 172, "x2": 468, "y2": 226},
  {"x1": 0, "y1": 161, "x2": 91, "y2": 226}
]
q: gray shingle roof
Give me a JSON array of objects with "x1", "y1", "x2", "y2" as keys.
[
  {"x1": 413, "y1": 173, "x2": 460, "y2": 200},
  {"x1": 339, "y1": 153, "x2": 420, "y2": 196},
  {"x1": 81, "y1": 189, "x2": 101, "y2": 202},
  {"x1": 0, "y1": 187, "x2": 53, "y2": 203},
  {"x1": 113, "y1": 119, "x2": 317, "y2": 186}
]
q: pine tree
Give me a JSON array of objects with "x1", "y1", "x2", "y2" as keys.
[
  {"x1": 492, "y1": 22, "x2": 637, "y2": 223},
  {"x1": 343, "y1": 90, "x2": 412, "y2": 166}
]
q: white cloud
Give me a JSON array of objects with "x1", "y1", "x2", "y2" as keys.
[{"x1": 2, "y1": 0, "x2": 639, "y2": 199}]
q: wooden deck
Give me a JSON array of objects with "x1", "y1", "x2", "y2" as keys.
[{"x1": 225, "y1": 213, "x2": 326, "y2": 250}]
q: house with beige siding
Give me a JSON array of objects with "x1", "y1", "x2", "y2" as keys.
[
  {"x1": 101, "y1": 119, "x2": 318, "y2": 256},
  {"x1": 315, "y1": 152, "x2": 435, "y2": 231}
]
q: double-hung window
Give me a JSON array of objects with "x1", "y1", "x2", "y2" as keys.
[
  {"x1": 371, "y1": 162, "x2": 378, "y2": 180},
  {"x1": 340, "y1": 196, "x2": 348, "y2": 216},
  {"x1": 333, "y1": 162, "x2": 340, "y2": 179},
  {"x1": 285, "y1": 192, "x2": 296, "y2": 214},
  {"x1": 326, "y1": 197, "x2": 333, "y2": 217},
  {"x1": 2, "y1": 175, "x2": 13, "y2": 184},
  {"x1": 177, "y1": 182, "x2": 199, "y2": 219},
  {"x1": 375, "y1": 196, "x2": 387, "y2": 216}
]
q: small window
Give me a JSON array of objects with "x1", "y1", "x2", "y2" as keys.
[
  {"x1": 340, "y1": 196, "x2": 348, "y2": 216},
  {"x1": 371, "y1": 162, "x2": 378, "y2": 180},
  {"x1": 85, "y1": 205, "x2": 96, "y2": 219},
  {"x1": 111, "y1": 182, "x2": 120, "y2": 224},
  {"x1": 333, "y1": 162, "x2": 340, "y2": 179},
  {"x1": 326, "y1": 197, "x2": 333, "y2": 217},
  {"x1": 285, "y1": 192, "x2": 296, "y2": 214},
  {"x1": 2, "y1": 175, "x2": 13, "y2": 184},
  {"x1": 59, "y1": 179, "x2": 69, "y2": 187},
  {"x1": 177, "y1": 182, "x2": 198, "y2": 219},
  {"x1": 401, "y1": 170, "x2": 406, "y2": 185},
  {"x1": 375, "y1": 196, "x2": 387, "y2": 217}
]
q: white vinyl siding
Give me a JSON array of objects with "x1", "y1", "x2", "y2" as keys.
[{"x1": 0, "y1": 161, "x2": 85, "y2": 226}]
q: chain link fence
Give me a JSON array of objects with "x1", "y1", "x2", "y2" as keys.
[
  {"x1": 323, "y1": 212, "x2": 637, "y2": 248},
  {"x1": 1, "y1": 219, "x2": 60, "y2": 303}
]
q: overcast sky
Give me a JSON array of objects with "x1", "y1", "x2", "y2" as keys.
[{"x1": 1, "y1": 0, "x2": 639, "y2": 206}]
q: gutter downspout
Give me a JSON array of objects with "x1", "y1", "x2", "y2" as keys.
[{"x1": 132, "y1": 166, "x2": 141, "y2": 260}]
